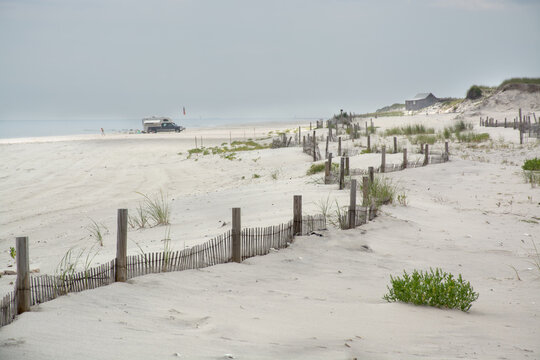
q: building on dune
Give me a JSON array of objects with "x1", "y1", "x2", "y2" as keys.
[{"x1": 405, "y1": 93, "x2": 439, "y2": 111}]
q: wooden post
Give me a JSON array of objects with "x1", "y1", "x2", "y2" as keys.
[
  {"x1": 362, "y1": 176, "x2": 369, "y2": 206},
  {"x1": 348, "y1": 179, "x2": 357, "y2": 229},
  {"x1": 445, "y1": 141, "x2": 449, "y2": 156},
  {"x1": 195, "y1": 137, "x2": 198, "y2": 148},
  {"x1": 293, "y1": 195, "x2": 302, "y2": 236},
  {"x1": 310, "y1": 122, "x2": 312, "y2": 130},
  {"x1": 368, "y1": 166, "x2": 374, "y2": 184},
  {"x1": 519, "y1": 108, "x2": 522, "y2": 123},
  {"x1": 328, "y1": 152, "x2": 333, "y2": 174},
  {"x1": 345, "y1": 156, "x2": 350, "y2": 176},
  {"x1": 365, "y1": 122, "x2": 368, "y2": 136},
  {"x1": 519, "y1": 124, "x2": 524, "y2": 145},
  {"x1": 381, "y1": 145, "x2": 386, "y2": 173},
  {"x1": 298, "y1": 127, "x2": 301, "y2": 144},
  {"x1": 423, "y1": 144, "x2": 429, "y2": 166},
  {"x1": 420, "y1": 143, "x2": 424, "y2": 154},
  {"x1": 302, "y1": 136, "x2": 305, "y2": 149},
  {"x1": 324, "y1": 160, "x2": 330, "y2": 184},
  {"x1": 393, "y1": 137, "x2": 397, "y2": 153},
  {"x1": 339, "y1": 157, "x2": 345, "y2": 190},
  {"x1": 338, "y1": 137, "x2": 342, "y2": 156},
  {"x1": 367, "y1": 135, "x2": 371, "y2": 151},
  {"x1": 504, "y1": 118, "x2": 507, "y2": 128},
  {"x1": 16, "y1": 236, "x2": 30, "y2": 314},
  {"x1": 402, "y1": 148, "x2": 407, "y2": 169},
  {"x1": 328, "y1": 125, "x2": 332, "y2": 141},
  {"x1": 312, "y1": 130, "x2": 317, "y2": 161},
  {"x1": 232, "y1": 208, "x2": 241, "y2": 263},
  {"x1": 325, "y1": 136, "x2": 329, "y2": 159},
  {"x1": 116, "y1": 209, "x2": 128, "y2": 282}
]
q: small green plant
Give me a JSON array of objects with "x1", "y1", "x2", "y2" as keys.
[
  {"x1": 522, "y1": 158, "x2": 540, "y2": 171},
  {"x1": 87, "y1": 219, "x2": 108, "y2": 246},
  {"x1": 314, "y1": 194, "x2": 334, "y2": 224},
  {"x1": 307, "y1": 162, "x2": 326, "y2": 175},
  {"x1": 329, "y1": 200, "x2": 348, "y2": 229},
  {"x1": 397, "y1": 193, "x2": 407, "y2": 206},
  {"x1": 137, "y1": 190, "x2": 170, "y2": 226},
  {"x1": 9, "y1": 246, "x2": 16, "y2": 259},
  {"x1": 271, "y1": 170, "x2": 279, "y2": 180},
  {"x1": 162, "y1": 227, "x2": 173, "y2": 271},
  {"x1": 252, "y1": 173, "x2": 261, "y2": 179},
  {"x1": 129, "y1": 202, "x2": 150, "y2": 229},
  {"x1": 383, "y1": 268, "x2": 479, "y2": 312}
]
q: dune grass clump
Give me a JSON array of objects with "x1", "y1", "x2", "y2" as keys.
[
  {"x1": 364, "y1": 176, "x2": 396, "y2": 206},
  {"x1": 383, "y1": 268, "x2": 479, "y2": 312},
  {"x1": 456, "y1": 132, "x2": 490, "y2": 143},
  {"x1": 87, "y1": 219, "x2": 109, "y2": 246},
  {"x1": 136, "y1": 190, "x2": 170, "y2": 226},
  {"x1": 522, "y1": 158, "x2": 540, "y2": 171},
  {"x1": 306, "y1": 162, "x2": 326, "y2": 175},
  {"x1": 384, "y1": 124, "x2": 435, "y2": 137},
  {"x1": 409, "y1": 134, "x2": 438, "y2": 145}
]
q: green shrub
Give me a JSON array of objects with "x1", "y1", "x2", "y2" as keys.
[
  {"x1": 522, "y1": 158, "x2": 540, "y2": 171},
  {"x1": 383, "y1": 268, "x2": 479, "y2": 312},
  {"x1": 466, "y1": 85, "x2": 483, "y2": 100}
]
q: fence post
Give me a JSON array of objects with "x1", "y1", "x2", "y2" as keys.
[
  {"x1": 339, "y1": 157, "x2": 345, "y2": 190},
  {"x1": 519, "y1": 108, "x2": 522, "y2": 123},
  {"x1": 504, "y1": 118, "x2": 507, "y2": 128},
  {"x1": 16, "y1": 236, "x2": 30, "y2": 314},
  {"x1": 393, "y1": 137, "x2": 397, "y2": 153},
  {"x1": 325, "y1": 160, "x2": 330, "y2": 184},
  {"x1": 423, "y1": 144, "x2": 429, "y2": 166},
  {"x1": 293, "y1": 196, "x2": 302, "y2": 236},
  {"x1": 348, "y1": 179, "x2": 357, "y2": 229},
  {"x1": 312, "y1": 130, "x2": 317, "y2": 161},
  {"x1": 310, "y1": 122, "x2": 312, "y2": 130},
  {"x1": 403, "y1": 148, "x2": 407, "y2": 169},
  {"x1": 345, "y1": 156, "x2": 350, "y2": 176},
  {"x1": 362, "y1": 176, "x2": 369, "y2": 207},
  {"x1": 445, "y1": 141, "x2": 449, "y2": 157},
  {"x1": 519, "y1": 124, "x2": 524, "y2": 145},
  {"x1": 367, "y1": 135, "x2": 371, "y2": 151},
  {"x1": 365, "y1": 122, "x2": 368, "y2": 136},
  {"x1": 338, "y1": 137, "x2": 342, "y2": 156},
  {"x1": 232, "y1": 208, "x2": 241, "y2": 263},
  {"x1": 116, "y1": 209, "x2": 128, "y2": 282},
  {"x1": 368, "y1": 166, "x2": 374, "y2": 184},
  {"x1": 325, "y1": 136, "x2": 329, "y2": 159},
  {"x1": 381, "y1": 145, "x2": 386, "y2": 173}
]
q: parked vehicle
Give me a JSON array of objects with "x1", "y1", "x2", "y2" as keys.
[{"x1": 142, "y1": 116, "x2": 185, "y2": 133}]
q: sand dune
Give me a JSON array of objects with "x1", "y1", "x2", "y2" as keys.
[{"x1": 0, "y1": 113, "x2": 539, "y2": 359}]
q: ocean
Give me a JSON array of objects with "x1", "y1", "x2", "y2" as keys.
[{"x1": 0, "y1": 117, "x2": 311, "y2": 139}]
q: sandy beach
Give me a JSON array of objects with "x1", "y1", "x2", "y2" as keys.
[{"x1": 0, "y1": 109, "x2": 539, "y2": 359}]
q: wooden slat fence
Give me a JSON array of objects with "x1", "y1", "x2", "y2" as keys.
[{"x1": 1, "y1": 214, "x2": 327, "y2": 328}]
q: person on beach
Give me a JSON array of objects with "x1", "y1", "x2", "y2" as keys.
[{"x1": 101, "y1": 127, "x2": 105, "y2": 136}]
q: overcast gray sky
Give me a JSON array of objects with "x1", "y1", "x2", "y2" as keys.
[{"x1": 1, "y1": 0, "x2": 539, "y2": 120}]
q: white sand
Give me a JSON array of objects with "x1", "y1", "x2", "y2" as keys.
[{"x1": 0, "y1": 112, "x2": 539, "y2": 359}]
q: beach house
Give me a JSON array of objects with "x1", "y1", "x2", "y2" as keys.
[{"x1": 405, "y1": 93, "x2": 438, "y2": 111}]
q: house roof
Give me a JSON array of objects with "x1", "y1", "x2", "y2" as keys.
[{"x1": 408, "y1": 93, "x2": 434, "y2": 101}]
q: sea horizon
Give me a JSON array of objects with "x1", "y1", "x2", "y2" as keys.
[{"x1": 0, "y1": 117, "x2": 321, "y2": 139}]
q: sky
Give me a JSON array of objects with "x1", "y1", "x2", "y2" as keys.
[{"x1": 0, "y1": 0, "x2": 539, "y2": 121}]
